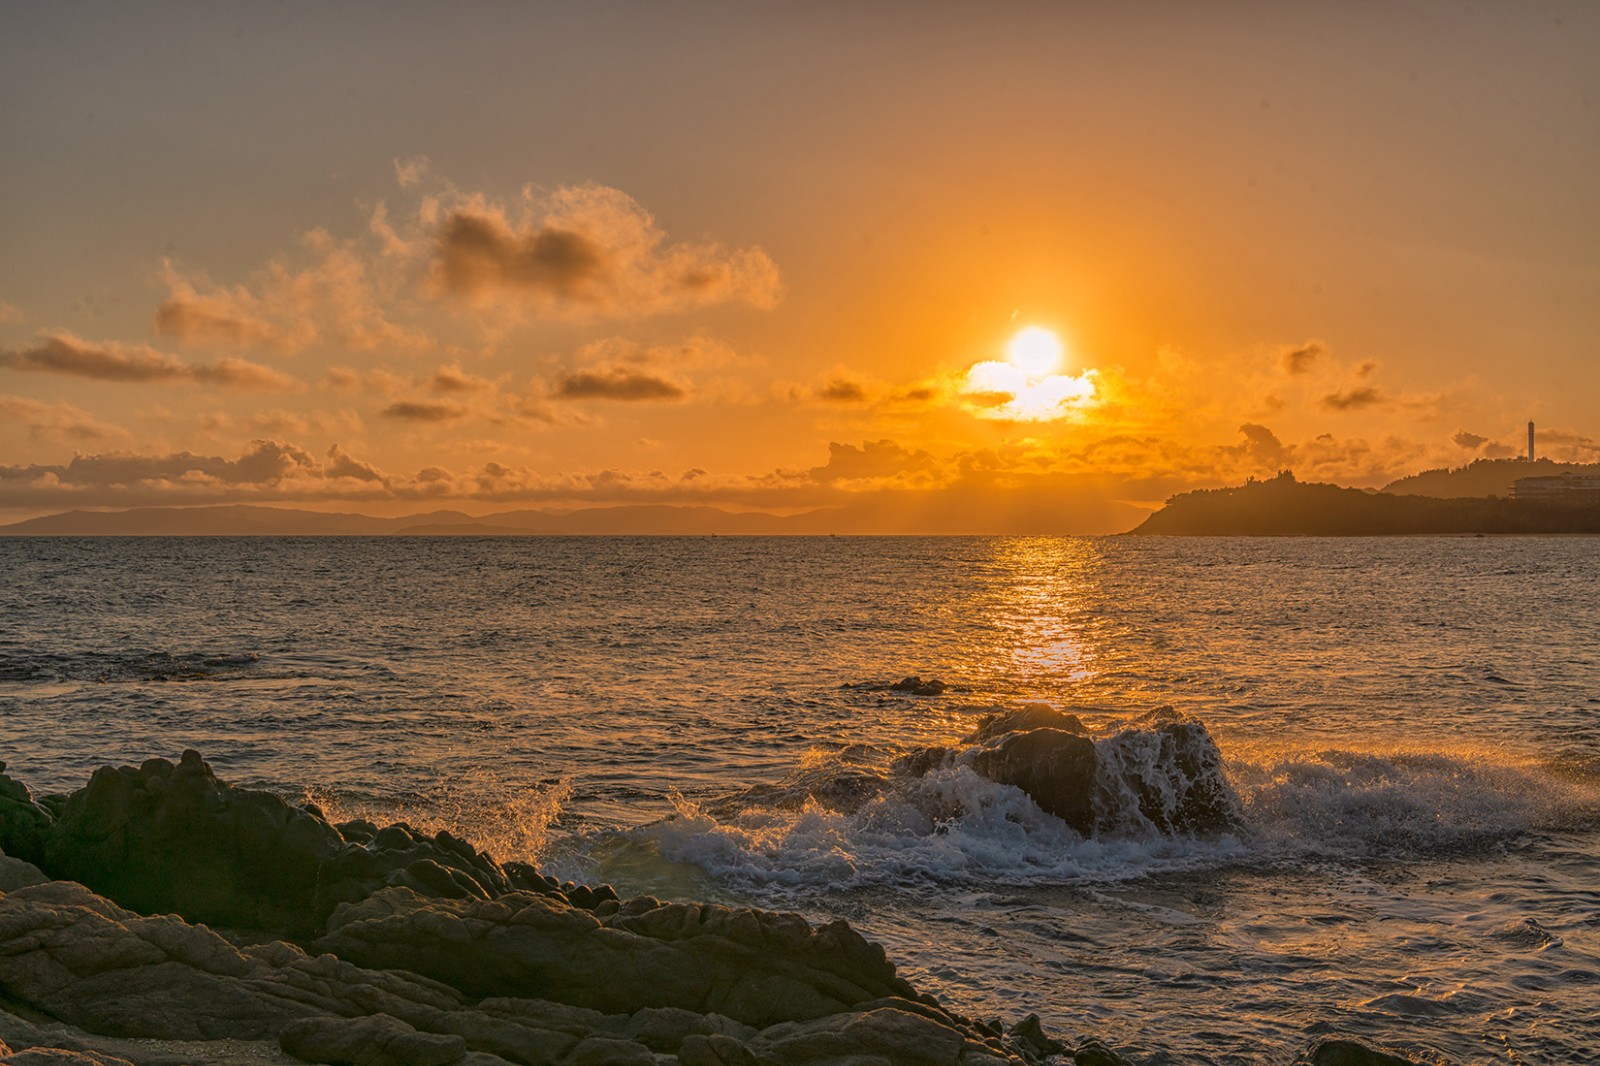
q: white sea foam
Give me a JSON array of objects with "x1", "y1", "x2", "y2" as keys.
[
  {"x1": 1232, "y1": 747, "x2": 1600, "y2": 856},
  {"x1": 584, "y1": 733, "x2": 1600, "y2": 899}
]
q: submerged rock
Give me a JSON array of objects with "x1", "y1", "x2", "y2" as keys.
[
  {"x1": 891, "y1": 676, "x2": 949, "y2": 697},
  {"x1": 1295, "y1": 1037, "x2": 1429, "y2": 1066}
]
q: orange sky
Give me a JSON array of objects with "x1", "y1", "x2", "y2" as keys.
[{"x1": 2, "y1": 3, "x2": 1597, "y2": 531}]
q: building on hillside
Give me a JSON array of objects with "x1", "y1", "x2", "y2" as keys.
[{"x1": 1513, "y1": 472, "x2": 1600, "y2": 504}]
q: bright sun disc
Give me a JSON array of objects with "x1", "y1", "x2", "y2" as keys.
[{"x1": 1006, "y1": 327, "x2": 1063, "y2": 377}]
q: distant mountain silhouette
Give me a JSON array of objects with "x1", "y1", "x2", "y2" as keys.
[
  {"x1": 0, "y1": 487, "x2": 1147, "y2": 535},
  {"x1": 0, "y1": 505, "x2": 436, "y2": 536},
  {"x1": 1383, "y1": 458, "x2": 1600, "y2": 498},
  {"x1": 1131, "y1": 471, "x2": 1600, "y2": 535},
  {"x1": 0, "y1": 503, "x2": 830, "y2": 536}
]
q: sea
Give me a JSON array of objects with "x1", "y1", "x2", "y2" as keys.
[{"x1": 1, "y1": 535, "x2": 1597, "y2": 1064}]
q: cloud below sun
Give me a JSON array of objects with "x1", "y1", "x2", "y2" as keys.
[{"x1": 963, "y1": 327, "x2": 1098, "y2": 422}]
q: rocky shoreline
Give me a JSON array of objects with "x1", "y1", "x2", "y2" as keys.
[{"x1": 1, "y1": 752, "x2": 1424, "y2": 1065}]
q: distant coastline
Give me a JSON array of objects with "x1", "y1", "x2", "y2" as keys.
[{"x1": 1130, "y1": 472, "x2": 1600, "y2": 536}]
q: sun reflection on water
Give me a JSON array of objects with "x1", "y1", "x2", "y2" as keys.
[{"x1": 962, "y1": 537, "x2": 1104, "y2": 698}]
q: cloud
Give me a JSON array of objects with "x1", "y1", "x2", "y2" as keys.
[
  {"x1": 0, "y1": 394, "x2": 125, "y2": 442},
  {"x1": 324, "y1": 444, "x2": 386, "y2": 482},
  {"x1": 198, "y1": 408, "x2": 364, "y2": 438},
  {"x1": 808, "y1": 440, "x2": 937, "y2": 484},
  {"x1": 430, "y1": 185, "x2": 782, "y2": 318},
  {"x1": 0, "y1": 439, "x2": 412, "y2": 508},
  {"x1": 12, "y1": 440, "x2": 321, "y2": 488},
  {"x1": 1281, "y1": 341, "x2": 1325, "y2": 374},
  {"x1": 815, "y1": 375, "x2": 870, "y2": 403},
  {"x1": 394, "y1": 155, "x2": 430, "y2": 189},
  {"x1": 154, "y1": 273, "x2": 282, "y2": 348},
  {"x1": 0, "y1": 301, "x2": 23, "y2": 324},
  {"x1": 156, "y1": 231, "x2": 430, "y2": 354},
  {"x1": 430, "y1": 362, "x2": 494, "y2": 393},
  {"x1": 962, "y1": 360, "x2": 1098, "y2": 422},
  {"x1": 1529, "y1": 428, "x2": 1600, "y2": 459},
  {"x1": 0, "y1": 421, "x2": 1468, "y2": 526},
  {"x1": 1320, "y1": 385, "x2": 1385, "y2": 411},
  {"x1": 382, "y1": 400, "x2": 468, "y2": 422},
  {"x1": 553, "y1": 367, "x2": 686, "y2": 401},
  {"x1": 0, "y1": 333, "x2": 294, "y2": 389},
  {"x1": 792, "y1": 370, "x2": 943, "y2": 410},
  {"x1": 1223, "y1": 423, "x2": 1291, "y2": 468},
  {"x1": 1452, "y1": 429, "x2": 1488, "y2": 450}
]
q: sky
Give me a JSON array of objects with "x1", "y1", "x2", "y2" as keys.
[{"x1": 2, "y1": 1, "x2": 1597, "y2": 532}]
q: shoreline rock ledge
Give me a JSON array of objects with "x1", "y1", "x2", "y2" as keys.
[{"x1": 1, "y1": 752, "x2": 1423, "y2": 1066}]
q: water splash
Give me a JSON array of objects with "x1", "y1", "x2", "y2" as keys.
[{"x1": 307, "y1": 766, "x2": 570, "y2": 866}]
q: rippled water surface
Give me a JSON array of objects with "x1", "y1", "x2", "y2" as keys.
[{"x1": 2, "y1": 536, "x2": 1598, "y2": 1063}]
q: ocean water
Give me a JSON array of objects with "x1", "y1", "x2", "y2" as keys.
[{"x1": 1, "y1": 535, "x2": 1598, "y2": 1064}]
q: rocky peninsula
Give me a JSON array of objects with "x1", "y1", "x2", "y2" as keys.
[
  {"x1": 1, "y1": 749, "x2": 1423, "y2": 1065},
  {"x1": 1130, "y1": 472, "x2": 1600, "y2": 536}
]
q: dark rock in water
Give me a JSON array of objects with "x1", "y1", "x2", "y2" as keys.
[
  {"x1": 967, "y1": 703, "x2": 1089, "y2": 744},
  {"x1": 973, "y1": 728, "x2": 1097, "y2": 835},
  {"x1": 1296, "y1": 1037, "x2": 1427, "y2": 1066},
  {"x1": 893, "y1": 746, "x2": 951, "y2": 778},
  {"x1": 894, "y1": 704, "x2": 1241, "y2": 839},
  {"x1": 1007, "y1": 1013, "x2": 1065, "y2": 1058},
  {"x1": 890, "y1": 675, "x2": 948, "y2": 697},
  {"x1": 1094, "y1": 709, "x2": 1239, "y2": 836},
  {"x1": 1073, "y1": 1038, "x2": 1133, "y2": 1065}
]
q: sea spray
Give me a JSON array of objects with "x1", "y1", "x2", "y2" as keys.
[{"x1": 306, "y1": 766, "x2": 571, "y2": 867}]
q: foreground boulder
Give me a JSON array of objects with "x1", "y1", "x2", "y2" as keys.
[
  {"x1": 0, "y1": 752, "x2": 589, "y2": 937},
  {"x1": 315, "y1": 886, "x2": 924, "y2": 1028},
  {"x1": 0, "y1": 878, "x2": 1040, "y2": 1065}
]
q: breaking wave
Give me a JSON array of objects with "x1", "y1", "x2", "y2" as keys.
[{"x1": 554, "y1": 710, "x2": 1600, "y2": 899}]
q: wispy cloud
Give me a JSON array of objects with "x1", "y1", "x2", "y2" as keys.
[
  {"x1": 1281, "y1": 341, "x2": 1325, "y2": 374},
  {"x1": 0, "y1": 394, "x2": 126, "y2": 442},
  {"x1": 0, "y1": 333, "x2": 294, "y2": 389},
  {"x1": 382, "y1": 400, "x2": 469, "y2": 422},
  {"x1": 155, "y1": 230, "x2": 431, "y2": 355},
  {"x1": 1321, "y1": 385, "x2": 1385, "y2": 411},
  {"x1": 553, "y1": 367, "x2": 686, "y2": 401}
]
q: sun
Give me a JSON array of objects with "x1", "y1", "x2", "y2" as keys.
[
  {"x1": 1006, "y1": 327, "x2": 1064, "y2": 377},
  {"x1": 964, "y1": 324, "x2": 1097, "y2": 422}
]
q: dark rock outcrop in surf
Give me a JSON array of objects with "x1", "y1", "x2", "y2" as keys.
[
  {"x1": 0, "y1": 751, "x2": 599, "y2": 938},
  {"x1": 902, "y1": 705, "x2": 1242, "y2": 838}
]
